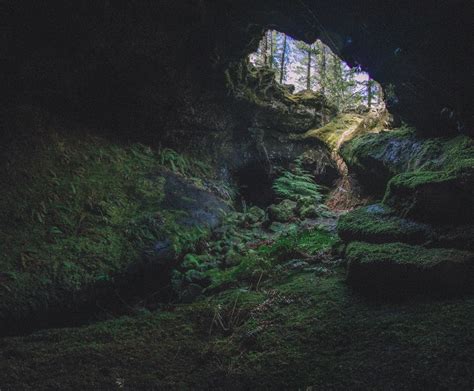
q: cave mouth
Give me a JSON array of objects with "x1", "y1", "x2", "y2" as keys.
[{"x1": 250, "y1": 30, "x2": 385, "y2": 112}]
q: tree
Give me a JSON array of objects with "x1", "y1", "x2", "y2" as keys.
[
  {"x1": 367, "y1": 78, "x2": 375, "y2": 108},
  {"x1": 269, "y1": 30, "x2": 275, "y2": 68},
  {"x1": 263, "y1": 32, "x2": 268, "y2": 65},
  {"x1": 279, "y1": 33, "x2": 287, "y2": 83},
  {"x1": 306, "y1": 47, "x2": 312, "y2": 90},
  {"x1": 317, "y1": 40, "x2": 327, "y2": 95},
  {"x1": 294, "y1": 41, "x2": 317, "y2": 90}
]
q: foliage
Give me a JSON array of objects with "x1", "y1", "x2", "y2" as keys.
[
  {"x1": 0, "y1": 119, "x2": 222, "y2": 324},
  {"x1": 250, "y1": 32, "x2": 382, "y2": 111},
  {"x1": 158, "y1": 147, "x2": 213, "y2": 179},
  {"x1": 207, "y1": 227, "x2": 337, "y2": 290},
  {"x1": 272, "y1": 163, "x2": 323, "y2": 203}
]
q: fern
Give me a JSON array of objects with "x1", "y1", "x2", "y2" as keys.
[
  {"x1": 272, "y1": 163, "x2": 323, "y2": 202},
  {"x1": 158, "y1": 147, "x2": 213, "y2": 180}
]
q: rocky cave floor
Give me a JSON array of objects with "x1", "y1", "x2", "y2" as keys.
[
  {"x1": 1, "y1": 214, "x2": 473, "y2": 390},
  {"x1": 0, "y1": 101, "x2": 473, "y2": 390}
]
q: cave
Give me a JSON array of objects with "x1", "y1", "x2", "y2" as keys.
[{"x1": 0, "y1": 1, "x2": 473, "y2": 389}]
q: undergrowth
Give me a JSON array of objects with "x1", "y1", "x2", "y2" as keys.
[
  {"x1": 0, "y1": 117, "x2": 224, "y2": 324},
  {"x1": 272, "y1": 162, "x2": 323, "y2": 203}
]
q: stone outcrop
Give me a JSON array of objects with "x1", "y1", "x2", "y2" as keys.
[
  {"x1": 338, "y1": 129, "x2": 474, "y2": 297},
  {"x1": 346, "y1": 242, "x2": 474, "y2": 297}
]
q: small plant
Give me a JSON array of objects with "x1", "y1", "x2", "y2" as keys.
[
  {"x1": 159, "y1": 148, "x2": 189, "y2": 175},
  {"x1": 158, "y1": 147, "x2": 213, "y2": 179},
  {"x1": 272, "y1": 162, "x2": 323, "y2": 203}
]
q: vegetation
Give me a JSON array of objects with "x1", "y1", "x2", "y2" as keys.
[
  {"x1": 0, "y1": 120, "x2": 226, "y2": 328},
  {"x1": 250, "y1": 32, "x2": 383, "y2": 112},
  {"x1": 337, "y1": 204, "x2": 433, "y2": 245},
  {"x1": 382, "y1": 134, "x2": 474, "y2": 222},
  {"x1": 272, "y1": 164, "x2": 323, "y2": 203},
  {"x1": 2, "y1": 266, "x2": 474, "y2": 390},
  {"x1": 305, "y1": 113, "x2": 365, "y2": 150}
]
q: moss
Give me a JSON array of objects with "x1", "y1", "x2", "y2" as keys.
[
  {"x1": 383, "y1": 136, "x2": 474, "y2": 222},
  {"x1": 2, "y1": 270, "x2": 474, "y2": 389},
  {"x1": 206, "y1": 227, "x2": 337, "y2": 291},
  {"x1": 267, "y1": 199, "x2": 297, "y2": 222},
  {"x1": 304, "y1": 113, "x2": 365, "y2": 150},
  {"x1": 0, "y1": 121, "x2": 225, "y2": 328},
  {"x1": 346, "y1": 241, "x2": 474, "y2": 296},
  {"x1": 337, "y1": 204, "x2": 433, "y2": 244}
]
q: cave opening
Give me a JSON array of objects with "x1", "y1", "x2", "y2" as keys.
[
  {"x1": 231, "y1": 30, "x2": 390, "y2": 210},
  {"x1": 249, "y1": 30, "x2": 385, "y2": 113}
]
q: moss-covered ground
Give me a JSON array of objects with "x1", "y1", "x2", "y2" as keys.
[
  {"x1": 1, "y1": 265, "x2": 473, "y2": 390},
  {"x1": 0, "y1": 113, "x2": 230, "y2": 330}
]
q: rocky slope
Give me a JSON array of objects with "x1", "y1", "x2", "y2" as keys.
[{"x1": 338, "y1": 128, "x2": 474, "y2": 296}]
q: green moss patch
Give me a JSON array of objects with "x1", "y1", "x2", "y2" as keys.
[
  {"x1": 346, "y1": 242, "x2": 474, "y2": 296},
  {"x1": 1, "y1": 270, "x2": 474, "y2": 389},
  {"x1": 383, "y1": 146, "x2": 474, "y2": 222},
  {"x1": 0, "y1": 115, "x2": 228, "y2": 331},
  {"x1": 304, "y1": 113, "x2": 365, "y2": 150},
  {"x1": 337, "y1": 204, "x2": 433, "y2": 244}
]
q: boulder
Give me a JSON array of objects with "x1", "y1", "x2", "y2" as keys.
[
  {"x1": 337, "y1": 204, "x2": 433, "y2": 245},
  {"x1": 346, "y1": 242, "x2": 474, "y2": 297}
]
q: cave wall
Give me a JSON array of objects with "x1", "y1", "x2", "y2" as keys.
[{"x1": 1, "y1": 0, "x2": 472, "y2": 139}]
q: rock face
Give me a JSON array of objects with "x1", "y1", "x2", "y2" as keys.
[
  {"x1": 338, "y1": 129, "x2": 474, "y2": 297},
  {"x1": 346, "y1": 242, "x2": 474, "y2": 297},
  {"x1": 2, "y1": 1, "x2": 471, "y2": 138},
  {"x1": 341, "y1": 128, "x2": 474, "y2": 222}
]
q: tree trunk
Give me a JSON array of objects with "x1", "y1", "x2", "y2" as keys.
[
  {"x1": 279, "y1": 33, "x2": 287, "y2": 83},
  {"x1": 320, "y1": 44, "x2": 326, "y2": 95},
  {"x1": 263, "y1": 32, "x2": 268, "y2": 65},
  {"x1": 367, "y1": 79, "x2": 374, "y2": 108},
  {"x1": 269, "y1": 31, "x2": 274, "y2": 68},
  {"x1": 306, "y1": 48, "x2": 312, "y2": 90}
]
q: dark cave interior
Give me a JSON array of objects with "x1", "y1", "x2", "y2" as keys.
[{"x1": 0, "y1": 1, "x2": 473, "y2": 389}]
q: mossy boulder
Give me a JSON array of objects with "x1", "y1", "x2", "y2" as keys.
[
  {"x1": 338, "y1": 204, "x2": 474, "y2": 251},
  {"x1": 0, "y1": 112, "x2": 229, "y2": 334},
  {"x1": 304, "y1": 113, "x2": 365, "y2": 150},
  {"x1": 245, "y1": 206, "x2": 266, "y2": 224},
  {"x1": 346, "y1": 242, "x2": 474, "y2": 297},
  {"x1": 341, "y1": 128, "x2": 474, "y2": 223},
  {"x1": 228, "y1": 63, "x2": 336, "y2": 134},
  {"x1": 384, "y1": 167, "x2": 474, "y2": 223},
  {"x1": 338, "y1": 204, "x2": 433, "y2": 245},
  {"x1": 267, "y1": 200, "x2": 297, "y2": 223},
  {"x1": 339, "y1": 127, "x2": 422, "y2": 195}
]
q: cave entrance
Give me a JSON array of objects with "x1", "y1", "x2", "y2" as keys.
[
  {"x1": 249, "y1": 30, "x2": 385, "y2": 113},
  {"x1": 239, "y1": 30, "x2": 391, "y2": 210}
]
